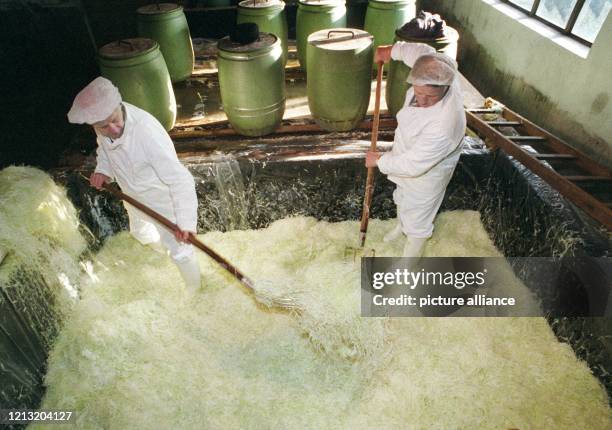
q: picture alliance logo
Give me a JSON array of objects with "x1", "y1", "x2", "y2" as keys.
[{"x1": 371, "y1": 268, "x2": 488, "y2": 290}]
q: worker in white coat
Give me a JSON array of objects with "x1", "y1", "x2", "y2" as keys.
[
  {"x1": 67, "y1": 77, "x2": 202, "y2": 292},
  {"x1": 366, "y1": 43, "x2": 466, "y2": 257}
]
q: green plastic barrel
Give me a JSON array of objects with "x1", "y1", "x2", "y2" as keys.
[
  {"x1": 137, "y1": 3, "x2": 194, "y2": 83},
  {"x1": 217, "y1": 33, "x2": 285, "y2": 136},
  {"x1": 307, "y1": 28, "x2": 373, "y2": 131},
  {"x1": 237, "y1": 0, "x2": 288, "y2": 65},
  {"x1": 364, "y1": 0, "x2": 415, "y2": 69},
  {"x1": 98, "y1": 38, "x2": 177, "y2": 131},
  {"x1": 385, "y1": 26, "x2": 459, "y2": 116},
  {"x1": 296, "y1": 0, "x2": 347, "y2": 70}
]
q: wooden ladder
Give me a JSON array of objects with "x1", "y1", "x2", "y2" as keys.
[{"x1": 466, "y1": 98, "x2": 612, "y2": 230}]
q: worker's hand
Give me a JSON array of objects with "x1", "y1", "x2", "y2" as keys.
[
  {"x1": 175, "y1": 229, "x2": 194, "y2": 243},
  {"x1": 90, "y1": 172, "x2": 111, "y2": 190},
  {"x1": 374, "y1": 45, "x2": 392, "y2": 64},
  {"x1": 365, "y1": 151, "x2": 382, "y2": 168}
]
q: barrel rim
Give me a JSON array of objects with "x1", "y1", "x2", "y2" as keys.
[
  {"x1": 298, "y1": 0, "x2": 346, "y2": 7},
  {"x1": 368, "y1": 0, "x2": 415, "y2": 4},
  {"x1": 97, "y1": 51, "x2": 161, "y2": 68},
  {"x1": 238, "y1": 0, "x2": 285, "y2": 9},
  {"x1": 98, "y1": 38, "x2": 159, "y2": 60},
  {"x1": 217, "y1": 33, "x2": 280, "y2": 55},
  {"x1": 137, "y1": 3, "x2": 183, "y2": 14}
]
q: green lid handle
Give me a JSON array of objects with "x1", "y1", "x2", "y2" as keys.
[
  {"x1": 117, "y1": 39, "x2": 135, "y2": 50},
  {"x1": 327, "y1": 30, "x2": 355, "y2": 39}
]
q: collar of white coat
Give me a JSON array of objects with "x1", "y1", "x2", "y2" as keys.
[{"x1": 102, "y1": 103, "x2": 132, "y2": 150}]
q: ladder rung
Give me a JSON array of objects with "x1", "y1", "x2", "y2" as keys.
[
  {"x1": 508, "y1": 136, "x2": 547, "y2": 141},
  {"x1": 486, "y1": 121, "x2": 521, "y2": 126},
  {"x1": 534, "y1": 154, "x2": 577, "y2": 160},
  {"x1": 564, "y1": 176, "x2": 612, "y2": 182},
  {"x1": 468, "y1": 108, "x2": 501, "y2": 113}
]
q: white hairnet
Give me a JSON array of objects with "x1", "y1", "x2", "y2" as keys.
[
  {"x1": 67, "y1": 77, "x2": 122, "y2": 124},
  {"x1": 407, "y1": 53, "x2": 457, "y2": 86}
]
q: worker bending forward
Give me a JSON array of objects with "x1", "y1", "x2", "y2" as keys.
[
  {"x1": 366, "y1": 43, "x2": 466, "y2": 257},
  {"x1": 68, "y1": 77, "x2": 201, "y2": 292}
]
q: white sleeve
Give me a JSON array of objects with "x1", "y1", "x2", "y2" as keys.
[
  {"x1": 94, "y1": 139, "x2": 114, "y2": 179},
  {"x1": 377, "y1": 126, "x2": 457, "y2": 178},
  {"x1": 143, "y1": 128, "x2": 199, "y2": 232},
  {"x1": 391, "y1": 42, "x2": 437, "y2": 68}
]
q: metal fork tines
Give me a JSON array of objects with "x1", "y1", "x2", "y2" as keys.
[{"x1": 272, "y1": 296, "x2": 301, "y2": 310}]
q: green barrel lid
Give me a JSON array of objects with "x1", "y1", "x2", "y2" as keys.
[
  {"x1": 98, "y1": 38, "x2": 158, "y2": 60},
  {"x1": 307, "y1": 28, "x2": 372, "y2": 51}
]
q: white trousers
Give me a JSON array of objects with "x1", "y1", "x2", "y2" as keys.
[
  {"x1": 126, "y1": 206, "x2": 201, "y2": 291},
  {"x1": 393, "y1": 186, "x2": 446, "y2": 239}
]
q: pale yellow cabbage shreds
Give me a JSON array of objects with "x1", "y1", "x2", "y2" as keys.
[
  {"x1": 0, "y1": 166, "x2": 86, "y2": 346},
  {"x1": 36, "y1": 211, "x2": 611, "y2": 429},
  {"x1": 0, "y1": 166, "x2": 86, "y2": 259}
]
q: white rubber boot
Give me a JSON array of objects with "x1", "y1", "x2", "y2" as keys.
[
  {"x1": 175, "y1": 254, "x2": 201, "y2": 293},
  {"x1": 403, "y1": 236, "x2": 427, "y2": 258},
  {"x1": 383, "y1": 223, "x2": 404, "y2": 243},
  {"x1": 147, "y1": 240, "x2": 167, "y2": 255}
]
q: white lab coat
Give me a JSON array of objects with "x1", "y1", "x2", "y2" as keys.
[
  {"x1": 94, "y1": 102, "x2": 198, "y2": 263},
  {"x1": 378, "y1": 42, "x2": 466, "y2": 238}
]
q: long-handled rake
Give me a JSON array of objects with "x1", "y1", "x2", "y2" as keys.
[{"x1": 346, "y1": 60, "x2": 384, "y2": 260}]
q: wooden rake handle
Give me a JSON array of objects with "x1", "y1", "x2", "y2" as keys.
[
  {"x1": 359, "y1": 61, "x2": 384, "y2": 247},
  {"x1": 100, "y1": 182, "x2": 255, "y2": 290}
]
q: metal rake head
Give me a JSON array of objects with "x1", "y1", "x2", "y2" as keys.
[
  {"x1": 252, "y1": 281, "x2": 304, "y2": 311},
  {"x1": 344, "y1": 246, "x2": 376, "y2": 262},
  {"x1": 269, "y1": 294, "x2": 302, "y2": 311}
]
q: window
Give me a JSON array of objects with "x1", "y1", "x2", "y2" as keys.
[
  {"x1": 536, "y1": 0, "x2": 579, "y2": 28},
  {"x1": 573, "y1": 0, "x2": 612, "y2": 42},
  {"x1": 503, "y1": 0, "x2": 612, "y2": 45},
  {"x1": 509, "y1": 0, "x2": 536, "y2": 11}
]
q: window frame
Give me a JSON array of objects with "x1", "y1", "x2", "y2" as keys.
[{"x1": 501, "y1": 0, "x2": 596, "y2": 46}]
